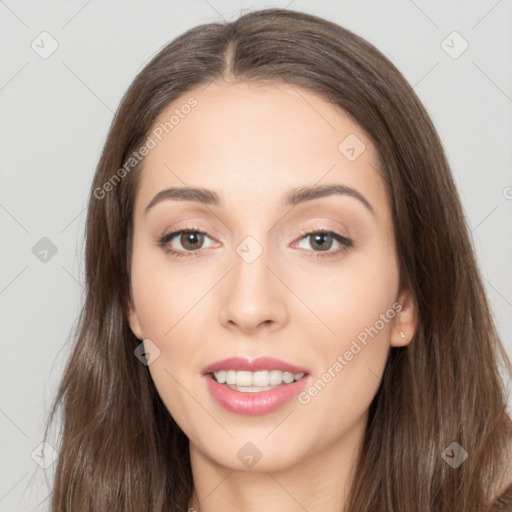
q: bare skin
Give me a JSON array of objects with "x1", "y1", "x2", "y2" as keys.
[{"x1": 127, "y1": 80, "x2": 417, "y2": 512}]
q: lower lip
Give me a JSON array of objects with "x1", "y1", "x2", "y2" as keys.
[{"x1": 204, "y1": 374, "x2": 309, "y2": 416}]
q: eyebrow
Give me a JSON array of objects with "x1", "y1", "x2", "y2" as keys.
[{"x1": 144, "y1": 184, "x2": 374, "y2": 215}]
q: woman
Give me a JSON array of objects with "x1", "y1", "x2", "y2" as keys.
[{"x1": 44, "y1": 8, "x2": 512, "y2": 511}]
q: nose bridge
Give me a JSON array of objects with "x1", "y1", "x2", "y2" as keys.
[
  {"x1": 218, "y1": 233, "x2": 288, "y2": 331},
  {"x1": 233, "y1": 235, "x2": 270, "y2": 292}
]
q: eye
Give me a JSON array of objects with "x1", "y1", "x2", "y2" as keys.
[
  {"x1": 158, "y1": 228, "x2": 217, "y2": 258},
  {"x1": 157, "y1": 226, "x2": 353, "y2": 259},
  {"x1": 294, "y1": 228, "x2": 353, "y2": 258}
]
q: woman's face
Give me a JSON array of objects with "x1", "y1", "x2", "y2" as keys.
[{"x1": 127, "y1": 80, "x2": 414, "y2": 472}]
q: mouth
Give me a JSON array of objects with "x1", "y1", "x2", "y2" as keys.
[{"x1": 202, "y1": 356, "x2": 310, "y2": 415}]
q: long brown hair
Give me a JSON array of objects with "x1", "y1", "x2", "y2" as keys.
[{"x1": 44, "y1": 8, "x2": 512, "y2": 511}]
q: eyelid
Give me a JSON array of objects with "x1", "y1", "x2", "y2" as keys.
[
  {"x1": 163, "y1": 227, "x2": 215, "y2": 241},
  {"x1": 293, "y1": 223, "x2": 348, "y2": 239}
]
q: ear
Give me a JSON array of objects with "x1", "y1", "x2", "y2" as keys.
[
  {"x1": 126, "y1": 292, "x2": 144, "y2": 340},
  {"x1": 391, "y1": 287, "x2": 417, "y2": 347}
]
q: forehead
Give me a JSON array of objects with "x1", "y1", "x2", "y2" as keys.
[{"x1": 134, "y1": 80, "x2": 388, "y2": 218}]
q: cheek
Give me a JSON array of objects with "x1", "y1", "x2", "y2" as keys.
[
  {"x1": 291, "y1": 231, "x2": 399, "y2": 348},
  {"x1": 129, "y1": 243, "x2": 215, "y2": 427},
  {"x1": 129, "y1": 238, "x2": 207, "y2": 338},
  {"x1": 294, "y1": 239, "x2": 399, "y2": 435}
]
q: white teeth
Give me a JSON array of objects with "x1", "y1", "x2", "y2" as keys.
[
  {"x1": 269, "y1": 370, "x2": 283, "y2": 386},
  {"x1": 236, "y1": 371, "x2": 253, "y2": 387},
  {"x1": 253, "y1": 371, "x2": 270, "y2": 386},
  {"x1": 282, "y1": 372, "x2": 294, "y2": 384},
  {"x1": 213, "y1": 369, "x2": 305, "y2": 388},
  {"x1": 215, "y1": 370, "x2": 227, "y2": 384}
]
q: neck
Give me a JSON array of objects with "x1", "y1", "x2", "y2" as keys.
[{"x1": 187, "y1": 411, "x2": 367, "y2": 512}]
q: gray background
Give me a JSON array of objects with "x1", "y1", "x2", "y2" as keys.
[{"x1": 1, "y1": 1, "x2": 511, "y2": 510}]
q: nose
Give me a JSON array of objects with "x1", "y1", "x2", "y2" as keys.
[{"x1": 218, "y1": 244, "x2": 289, "y2": 334}]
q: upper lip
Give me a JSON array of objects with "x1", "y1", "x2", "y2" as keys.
[{"x1": 202, "y1": 356, "x2": 309, "y2": 375}]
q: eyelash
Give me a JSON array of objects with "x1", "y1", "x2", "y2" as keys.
[{"x1": 157, "y1": 225, "x2": 353, "y2": 259}]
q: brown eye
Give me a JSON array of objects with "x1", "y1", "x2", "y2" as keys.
[
  {"x1": 158, "y1": 228, "x2": 216, "y2": 258},
  {"x1": 308, "y1": 233, "x2": 334, "y2": 252},
  {"x1": 295, "y1": 229, "x2": 353, "y2": 258},
  {"x1": 180, "y1": 231, "x2": 204, "y2": 250}
]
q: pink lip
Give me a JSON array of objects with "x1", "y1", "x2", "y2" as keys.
[
  {"x1": 202, "y1": 356, "x2": 310, "y2": 416},
  {"x1": 202, "y1": 356, "x2": 309, "y2": 375},
  {"x1": 204, "y1": 375, "x2": 309, "y2": 416}
]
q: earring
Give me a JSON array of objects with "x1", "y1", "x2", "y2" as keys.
[{"x1": 400, "y1": 331, "x2": 406, "y2": 338}]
